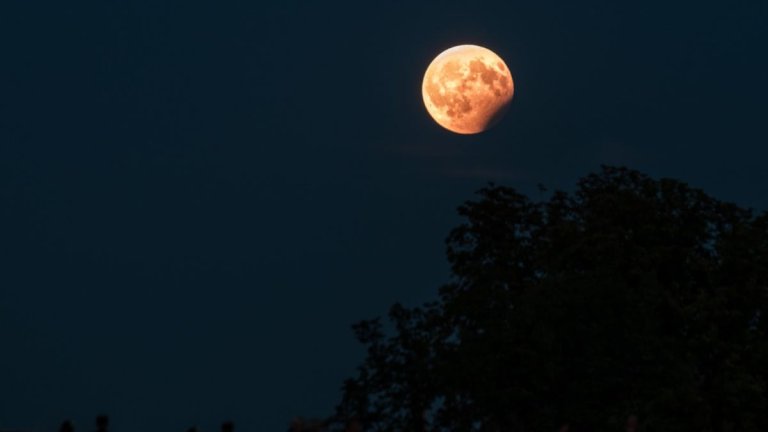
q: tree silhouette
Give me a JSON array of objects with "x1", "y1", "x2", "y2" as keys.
[{"x1": 328, "y1": 166, "x2": 768, "y2": 431}]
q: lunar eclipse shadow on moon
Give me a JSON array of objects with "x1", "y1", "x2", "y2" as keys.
[{"x1": 422, "y1": 44, "x2": 514, "y2": 135}]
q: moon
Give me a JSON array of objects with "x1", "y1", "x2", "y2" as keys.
[{"x1": 422, "y1": 45, "x2": 514, "y2": 134}]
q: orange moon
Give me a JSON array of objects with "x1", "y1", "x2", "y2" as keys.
[{"x1": 422, "y1": 45, "x2": 514, "y2": 134}]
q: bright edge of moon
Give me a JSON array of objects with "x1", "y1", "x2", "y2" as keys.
[{"x1": 422, "y1": 44, "x2": 514, "y2": 134}]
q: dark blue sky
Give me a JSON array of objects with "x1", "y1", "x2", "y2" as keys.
[{"x1": 2, "y1": 1, "x2": 767, "y2": 431}]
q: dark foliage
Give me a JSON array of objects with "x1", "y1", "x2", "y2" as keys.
[{"x1": 330, "y1": 166, "x2": 768, "y2": 431}]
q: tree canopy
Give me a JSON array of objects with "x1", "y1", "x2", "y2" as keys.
[{"x1": 328, "y1": 166, "x2": 768, "y2": 432}]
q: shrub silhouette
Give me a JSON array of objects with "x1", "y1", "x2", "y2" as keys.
[
  {"x1": 94, "y1": 416, "x2": 108, "y2": 432},
  {"x1": 59, "y1": 421, "x2": 74, "y2": 432},
  {"x1": 220, "y1": 421, "x2": 234, "y2": 432}
]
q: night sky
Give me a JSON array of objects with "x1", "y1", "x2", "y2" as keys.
[{"x1": 2, "y1": 1, "x2": 767, "y2": 431}]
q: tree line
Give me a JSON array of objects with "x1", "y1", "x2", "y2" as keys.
[
  {"x1": 13, "y1": 166, "x2": 768, "y2": 431},
  {"x1": 47, "y1": 417, "x2": 235, "y2": 432}
]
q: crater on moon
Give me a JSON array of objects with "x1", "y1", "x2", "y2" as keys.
[{"x1": 422, "y1": 45, "x2": 514, "y2": 134}]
